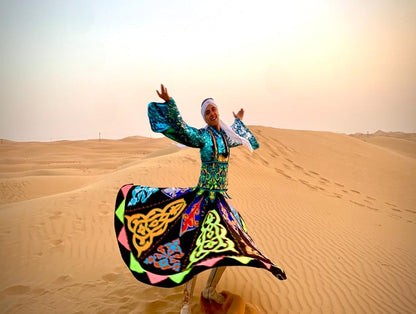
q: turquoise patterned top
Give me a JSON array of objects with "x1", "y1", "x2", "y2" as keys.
[{"x1": 148, "y1": 98, "x2": 259, "y2": 197}]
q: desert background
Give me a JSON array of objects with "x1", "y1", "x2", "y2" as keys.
[
  {"x1": 1, "y1": 127, "x2": 415, "y2": 313},
  {"x1": 1, "y1": 1, "x2": 415, "y2": 313}
]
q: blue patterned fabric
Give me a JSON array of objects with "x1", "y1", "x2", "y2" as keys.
[
  {"x1": 128, "y1": 186, "x2": 159, "y2": 206},
  {"x1": 149, "y1": 99, "x2": 258, "y2": 157},
  {"x1": 148, "y1": 98, "x2": 259, "y2": 194},
  {"x1": 231, "y1": 118, "x2": 260, "y2": 150},
  {"x1": 197, "y1": 162, "x2": 228, "y2": 192}
]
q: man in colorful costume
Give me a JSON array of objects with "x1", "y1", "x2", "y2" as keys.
[{"x1": 114, "y1": 85, "x2": 286, "y2": 313}]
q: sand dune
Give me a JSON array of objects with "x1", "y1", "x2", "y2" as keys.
[
  {"x1": 351, "y1": 131, "x2": 416, "y2": 159},
  {"x1": 0, "y1": 127, "x2": 415, "y2": 313}
]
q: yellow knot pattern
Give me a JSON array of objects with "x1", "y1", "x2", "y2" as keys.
[{"x1": 125, "y1": 199, "x2": 187, "y2": 259}]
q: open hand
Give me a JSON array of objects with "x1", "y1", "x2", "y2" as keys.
[
  {"x1": 233, "y1": 108, "x2": 244, "y2": 121},
  {"x1": 156, "y1": 84, "x2": 171, "y2": 102}
]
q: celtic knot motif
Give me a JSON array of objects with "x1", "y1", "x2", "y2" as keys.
[
  {"x1": 125, "y1": 199, "x2": 187, "y2": 259},
  {"x1": 128, "y1": 186, "x2": 159, "y2": 206},
  {"x1": 188, "y1": 210, "x2": 237, "y2": 266}
]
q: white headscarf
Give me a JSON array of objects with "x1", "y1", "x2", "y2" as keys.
[{"x1": 201, "y1": 98, "x2": 253, "y2": 152}]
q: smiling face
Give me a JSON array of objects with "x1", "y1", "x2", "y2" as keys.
[{"x1": 204, "y1": 104, "x2": 220, "y2": 130}]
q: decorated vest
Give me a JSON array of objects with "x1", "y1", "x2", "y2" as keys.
[{"x1": 197, "y1": 128, "x2": 230, "y2": 195}]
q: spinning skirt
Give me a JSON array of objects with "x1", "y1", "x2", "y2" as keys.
[{"x1": 114, "y1": 184, "x2": 287, "y2": 288}]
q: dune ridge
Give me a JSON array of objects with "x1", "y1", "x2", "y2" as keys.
[{"x1": 0, "y1": 127, "x2": 415, "y2": 313}]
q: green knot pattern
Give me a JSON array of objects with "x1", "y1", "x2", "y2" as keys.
[{"x1": 197, "y1": 162, "x2": 228, "y2": 191}]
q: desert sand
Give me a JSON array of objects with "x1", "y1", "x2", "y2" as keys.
[{"x1": 0, "y1": 127, "x2": 415, "y2": 313}]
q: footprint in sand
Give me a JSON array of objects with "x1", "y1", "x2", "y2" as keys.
[
  {"x1": 389, "y1": 213, "x2": 402, "y2": 220},
  {"x1": 102, "y1": 272, "x2": 123, "y2": 282},
  {"x1": 200, "y1": 291, "x2": 254, "y2": 314},
  {"x1": 349, "y1": 200, "x2": 365, "y2": 207},
  {"x1": 260, "y1": 157, "x2": 269, "y2": 166},
  {"x1": 144, "y1": 300, "x2": 170, "y2": 312},
  {"x1": 73, "y1": 217, "x2": 85, "y2": 232},
  {"x1": 299, "y1": 179, "x2": 319, "y2": 190},
  {"x1": 50, "y1": 239, "x2": 63, "y2": 247},
  {"x1": 294, "y1": 164, "x2": 303, "y2": 170},
  {"x1": 319, "y1": 177, "x2": 329, "y2": 182},
  {"x1": 2, "y1": 285, "x2": 31, "y2": 295},
  {"x1": 99, "y1": 210, "x2": 110, "y2": 217},
  {"x1": 383, "y1": 202, "x2": 403, "y2": 212},
  {"x1": 31, "y1": 287, "x2": 49, "y2": 296},
  {"x1": 391, "y1": 208, "x2": 402, "y2": 212},
  {"x1": 274, "y1": 168, "x2": 292, "y2": 179},
  {"x1": 49, "y1": 211, "x2": 63, "y2": 220},
  {"x1": 53, "y1": 275, "x2": 73, "y2": 285}
]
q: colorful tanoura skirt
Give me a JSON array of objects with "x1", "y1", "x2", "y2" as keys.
[{"x1": 114, "y1": 184, "x2": 287, "y2": 287}]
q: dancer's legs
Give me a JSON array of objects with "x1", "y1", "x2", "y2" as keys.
[
  {"x1": 181, "y1": 277, "x2": 196, "y2": 314},
  {"x1": 181, "y1": 266, "x2": 226, "y2": 313},
  {"x1": 202, "y1": 267, "x2": 226, "y2": 303}
]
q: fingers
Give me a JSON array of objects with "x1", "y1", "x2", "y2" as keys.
[
  {"x1": 161, "y1": 84, "x2": 168, "y2": 96},
  {"x1": 156, "y1": 84, "x2": 163, "y2": 97},
  {"x1": 232, "y1": 108, "x2": 244, "y2": 121},
  {"x1": 156, "y1": 84, "x2": 166, "y2": 98},
  {"x1": 156, "y1": 84, "x2": 170, "y2": 102}
]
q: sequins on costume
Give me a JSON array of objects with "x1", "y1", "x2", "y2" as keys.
[
  {"x1": 114, "y1": 98, "x2": 286, "y2": 288},
  {"x1": 198, "y1": 162, "x2": 228, "y2": 191}
]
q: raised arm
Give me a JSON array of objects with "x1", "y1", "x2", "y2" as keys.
[
  {"x1": 148, "y1": 85, "x2": 205, "y2": 148},
  {"x1": 229, "y1": 108, "x2": 260, "y2": 150}
]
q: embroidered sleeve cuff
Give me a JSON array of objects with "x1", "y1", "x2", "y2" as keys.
[{"x1": 231, "y1": 118, "x2": 260, "y2": 150}]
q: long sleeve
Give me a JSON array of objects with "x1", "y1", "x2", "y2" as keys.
[
  {"x1": 148, "y1": 98, "x2": 205, "y2": 148},
  {"x1": 230, "y1": 118, "x2": 260, "y2": 150}
]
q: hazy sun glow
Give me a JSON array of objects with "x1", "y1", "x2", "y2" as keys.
[{"x1": 0, "y1": 0, "x2": 415, "y2": 140}]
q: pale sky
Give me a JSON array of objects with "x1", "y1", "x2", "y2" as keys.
[{"x1": 1, "y1": 0, "x2": 415, "y2": 141}]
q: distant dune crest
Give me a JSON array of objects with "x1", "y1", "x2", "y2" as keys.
[{"x1": 0, "y1": 126, "x2": 415, "y2": 313}]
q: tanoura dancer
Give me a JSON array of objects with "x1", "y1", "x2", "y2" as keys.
[{"x1": 114, "y1": 84, "x2": 287, "y2": 313}]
